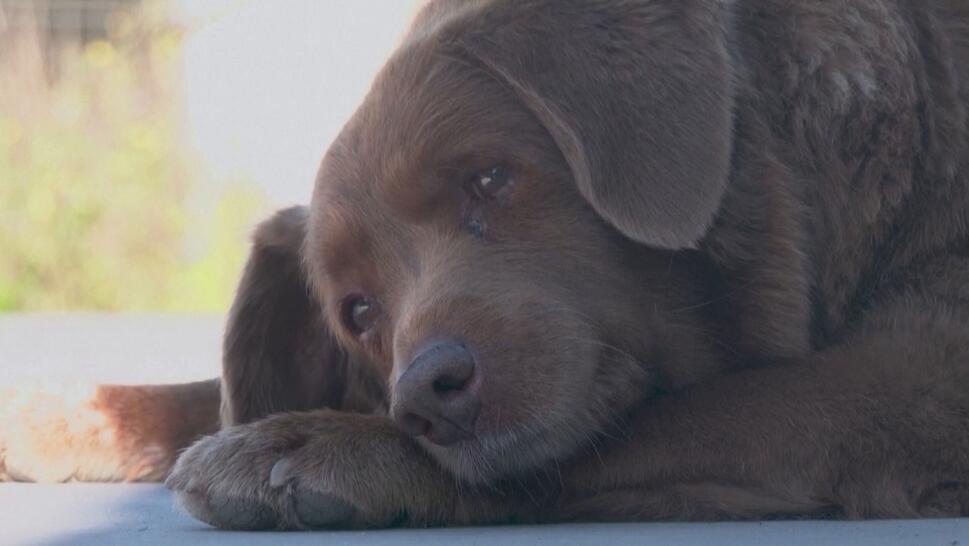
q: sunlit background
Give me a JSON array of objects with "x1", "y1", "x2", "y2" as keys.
[{"x1": 0, "y1": 0, "x2": 424, "y2": 312}]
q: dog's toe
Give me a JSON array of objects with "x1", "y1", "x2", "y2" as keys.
[
  {"x1": 292, "y1": 486, "x2": 357, "y2": 528},
  {"x1": 176, "y1": 490, "x2": 277, "y2": 530},
  {"x1": 209, "y1": 495, "x2": 278, "y2": 530},
  {"x1": 173, "y1": 490, "x2": 213, "y2": 526}
]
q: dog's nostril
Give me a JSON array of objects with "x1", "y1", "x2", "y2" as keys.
[{"x1": 432, "y1": 373, "x2": 469, "y2": 395}]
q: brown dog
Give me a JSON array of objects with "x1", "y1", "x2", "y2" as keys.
[{"x1": 5, "y1": 0, "x2": 969, "y2": 529}]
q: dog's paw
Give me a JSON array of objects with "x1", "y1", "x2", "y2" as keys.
[{"x1": 166, "y1": 410, "x2": 450, "y2": 530}]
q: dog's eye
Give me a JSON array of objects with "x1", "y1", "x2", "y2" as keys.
[
  {"x1": 341, "y1": 296, "x2": 380, "y2": 336},
  {"x1": 468, "y1": 166, "x2": 511, "y2": 200}
]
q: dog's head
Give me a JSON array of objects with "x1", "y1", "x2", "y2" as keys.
[{"x1": 230, "y1": 0, "x2": 735, "y2": 484}]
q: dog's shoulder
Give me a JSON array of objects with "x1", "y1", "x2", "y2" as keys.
[{"x1": 705, "y1": 0, "x2": 969, "y2": 352}]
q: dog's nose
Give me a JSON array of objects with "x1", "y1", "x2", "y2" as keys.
[{"x1": 391, "y1": 341, "x2": 481, "y2": 446}]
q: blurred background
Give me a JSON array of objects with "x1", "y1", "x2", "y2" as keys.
[{"x1": 0, "y1": 0, "x2": 424, "y2": 313}]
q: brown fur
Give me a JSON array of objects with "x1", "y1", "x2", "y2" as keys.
[
  {"x1": 1, "y1": 380, "x2": 219, "y2": 482},
  {"x1": 6, "y1": 0, "x2": 969, "y2": 529}
]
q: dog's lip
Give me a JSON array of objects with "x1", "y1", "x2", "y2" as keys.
[
  {"x1": 421, "y1": 418, "x2": 559, "y2": 484},
  {"x1": 424, "y1": 421, "x2": 476, "y2": 446},
  {"x1": 423, "y1": 410, "x2": 540, "y2": 452},
  {"x1": 418, "y1": 412, "x2": 488, "y2": 449},
  {"x1": 425, "y1": 393, "x2": 481, "y2": 446}
]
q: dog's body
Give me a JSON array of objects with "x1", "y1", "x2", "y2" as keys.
[{"x1": 4, "y1": 0, "x2": 969, "y2": 529}]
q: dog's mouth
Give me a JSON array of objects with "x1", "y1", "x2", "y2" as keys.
[
  {"x1": 410, "y1": 340, "x2": 653, "y2": 485},
  {"x1": 390, "y1": 385, "x2": 562, "y2": 484},
  {"x1": 378, "y1": 289, "x2": 653, "y2": 484},
  {"x1": 413, "y1": 377, "x2": 596, "y2": 485},
  {"x1": 418, "y1": 416, "x2": 567, "y2": 485}
]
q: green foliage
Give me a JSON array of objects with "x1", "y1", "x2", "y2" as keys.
[{"x1": 0, "y1": 5, "x2": 264, "y2": 311}]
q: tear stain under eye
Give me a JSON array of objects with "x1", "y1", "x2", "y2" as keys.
[{"x1": 464, "y1": 207, "x2": 487, "y2": 238}]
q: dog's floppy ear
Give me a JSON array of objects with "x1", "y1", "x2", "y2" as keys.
[
  {"x1": 454, "y1": 0, "x2": 733, "y2": 248},
  {"x1": 221, "y1": 207, "x2": 371, "y2": 426}
]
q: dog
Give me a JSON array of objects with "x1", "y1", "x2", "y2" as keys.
[{"x1": 3, "y1": 0, "x2": 969, "y2": 530}]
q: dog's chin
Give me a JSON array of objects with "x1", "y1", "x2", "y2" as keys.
[{"x1": 418, "y1": 413, "x2": 592, "y2": 486}]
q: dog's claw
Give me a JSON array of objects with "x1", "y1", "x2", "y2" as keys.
[{"x1": 269, "y1": 457, "x2": 292, "y2": 488}]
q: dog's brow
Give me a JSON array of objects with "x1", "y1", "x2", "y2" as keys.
[{"x1": 313, "y1": 204, "x2": 370, "y2": 283}]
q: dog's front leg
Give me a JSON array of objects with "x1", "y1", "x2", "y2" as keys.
[
  {"x1": 557, "y1": 303, "x2": 969, "y2": 521},
  {"x1": 166, "y1": 409, "x2": 520, "y2": 529}
]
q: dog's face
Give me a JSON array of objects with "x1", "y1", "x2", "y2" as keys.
[{"x1": 305, "y1": 0, "x2": 733, "y2": 483}]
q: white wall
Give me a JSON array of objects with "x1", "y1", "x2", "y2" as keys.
[{"x1": 174, "y1": 0, "x2": 425, "y2": 207}]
